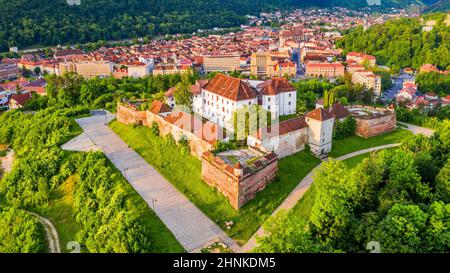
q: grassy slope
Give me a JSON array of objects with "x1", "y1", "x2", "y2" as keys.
[
  {"x1": 329, "y1": 129, "x2": 412, "y2": 158},
  {"x1": 110, "y1": 120, "x2": 320, "y2": 244}
]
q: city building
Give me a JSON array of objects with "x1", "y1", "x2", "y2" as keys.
[
  {"x1": 0, "y1": 63, "x2": 20, "y2": 81},
  {"x1": 203, "y1": 54, "x2": 241, "y2": 73},
  {"x1": 255, "y1": 78, "x2": 297, "y2": 117},
  {"x1": 351, "y1": 70, "x2": 382, "y2": 96},
  {"x1": 59, "y1": 61, "x2": 114, "y2": 78},
  {"x1": 346, "y1": 52, "x2": 376, "y2": 67},
  {"x1": 195, "y1": 74, "x2": 258, "y2": 129},
  {"x1": 152, "y1": 64, "x2": 190, "y2": 75},
  {"x1": 248, "y1": 107, "x2": 335, "y2": 158},
  {"x1": 8, "y1": 92, "x2": 32, "y2": 109},
  {"x1": 250, "y1": 52, "x2": 296, "y2": 78},
  {"x1": 305, "y1": 62, "x2": 345, "y2": 78}
]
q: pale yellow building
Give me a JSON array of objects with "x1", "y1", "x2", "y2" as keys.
[
  {"x1": 203, "y1": 54, "x2": 240, "y2": 72},
  {"x1": 250, "y1": 52, "x2": 296, "y2": 78},
  {"x1": 59, "y1": 61, "x2": 113, "y2": 78},
  {"x1": 351, "y1": 70, "x2": 382, "y2": 97}
]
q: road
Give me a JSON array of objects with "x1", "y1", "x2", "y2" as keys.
[{"x1": 62, "y1": 111, "x2": 241, "y2": 253}]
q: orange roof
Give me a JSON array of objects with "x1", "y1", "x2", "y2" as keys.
[
  {"x1": 149, "y1": 100, "x2": 171, "y2": 115},
  {"x1": 257, "y1": 78, "x2": 296, "y2": 96},
  {"x1": 305, "y1": 107, "x2": 334, "y2": 121},
  {"x1": 203, "y1": 73, "x2": 256, "y2": 101}
]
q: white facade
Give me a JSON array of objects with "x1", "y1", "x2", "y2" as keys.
[
  {"x1": 195, "y1": 89, "x2": 257, "y2": 129},
  {"x1": 305, "y1": 116, "x2": 334, "y2": 156},
  {"x1": 127, "y1": 64, "x2": 152, "y2": 78}
]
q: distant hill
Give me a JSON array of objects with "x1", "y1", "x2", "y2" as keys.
[
  {"x1": 336, "y1": 12, "x2": 450, "y2": 71},
  {"x1": 424, "y1": 0, "x2": 450, "y2": 12},
  {"x1": 0, "y1": 0, "x2": 439, "y2": 52}
]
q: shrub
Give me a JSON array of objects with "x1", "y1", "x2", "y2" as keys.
[
  {"x1": 150, "y1": 122, "x2": 160, "y2": 136},
  {"x1": 333, "y1": 117, "x2": 356, "y2": 139},
  {"x1": 0, "y1": 207, "x2": 45, "y2": 253}
]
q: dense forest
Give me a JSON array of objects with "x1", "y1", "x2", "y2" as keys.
[
  {"x1": 256, "y1": 122, "x2": 450, "y2": 253},
  {"x1": 0, "y1": 0, "x2": 434, "y2": 51},
  {"x1": 337, "y1": 13, "x2": 450, "y2": 70}
]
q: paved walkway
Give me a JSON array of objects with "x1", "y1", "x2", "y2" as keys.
[
  {"x1": 0, "y1": 149, "x2": 15, "y2": 174},
  {"x1": 241, "y1": 143, "x2": 401, "y2": 252},
  {"x1": 62, "y1": 111, "x2": 240, "y2": 253},
  {"x1": 399, "y1": 122, "x2": 434, "y2": 137}
]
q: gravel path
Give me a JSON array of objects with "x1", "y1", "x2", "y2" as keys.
[{"x1": 27, "y1": 211, "x2": 61, "y2": 253}]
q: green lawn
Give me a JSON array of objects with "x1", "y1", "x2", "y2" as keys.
[
  {"x1": 110, "y1": 120, "x2": 320, "y2": 244},
  {"x1": 329, "y1": 129, "x2": 412, "y2": 158}
]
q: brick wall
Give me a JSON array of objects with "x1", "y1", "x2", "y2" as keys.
[
  {"x1": 117, "y1": 104, "x2": 148, "y2": 126},
  {"x1": 201, "y1": 150, "x2": 278, "y2": 210},
  {"x1": 354, "y1": 112, "x2": 396, "y2": 138},
  {"x1": 117, "y1": 103, "x2": 213, "y2": 158}
]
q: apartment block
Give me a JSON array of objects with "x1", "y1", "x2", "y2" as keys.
[
  {"x1": 305, "y1": 62, "x2": 345, "y2": 78},
  {"x1": 203, "y1": 54, "x2": 241, "y2": 73}
]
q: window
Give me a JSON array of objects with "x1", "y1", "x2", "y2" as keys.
[
  {"x1": 268, "y1": 105, "x2": 271, "y2": 110},
  {"x1": 289, "y1": 93, "x2": 291, "y2": 97},
  {"x1": 288, "y1": 102, "x2": 291, "y2": 105},
  {"x1": 249, "y1": 101, "x2": 251, "y2": 105},
  {"x1": 268, "y1": 97, "x2": 271, "y2": 102}
]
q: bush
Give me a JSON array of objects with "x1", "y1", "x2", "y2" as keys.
[
  {"x1": 212, "y1": 141, "x2": 238, "y2": 155},
  {"x1": 333, "y1": 117, "x2": 356, "y2": 139},
  {"x1": 0, "y1": 207, "x2": 45, "y2": 253},
  {"x1": 150, "y1": 122, "x2": 160, "y2": 136}
]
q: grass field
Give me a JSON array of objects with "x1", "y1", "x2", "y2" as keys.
[
  {"x1": 329, "y1": 129, "x2": 412, "y2": 158},
  {"x1": 110, "y1": 120, "x2": 320, "y2": 244}
]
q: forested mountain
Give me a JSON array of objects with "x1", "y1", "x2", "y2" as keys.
[
  {"x1": 0, "y1": 0, "x2": 437, "y2": 51},
  {"x1": 424, "y1": 0, "x2": 450, "y2": 12},
  {"x1": 336, "y1": 13, "x2": 450, "y2": 70}
]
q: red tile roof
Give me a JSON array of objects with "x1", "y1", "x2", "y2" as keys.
[
  {"x1": 149, "y1": 100, "x2": 171, "y2": 115},
  {"x1": 203, "y1": 73, "x2": 256, "y2": 101},
  {"x1": 257, "y1": 77, "x2": 296, "y2": 96},
  {"x1": 305, "y1": 107, "x2": 334, "y2": 121},
  {"x1": 10, "y1": 92, "x2": 32, "y2": 106},
  {"x1": 328, "y1": 103, "x2": 349, "y2": 120},
  {"x1": 163, "y1": 110, "x2": 221, "y2": 145}
]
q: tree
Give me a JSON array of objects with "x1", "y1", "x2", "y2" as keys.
[
  {"x1": 374, "y1": 204, "x2": 428, "y2": 253},
  {"x1": 0, "y1": 207, "x2": 45, "y2": 253},
  {"x1": 254, "y1": 211, "x2": 331, "y2": 253},
  {"x1": 173, "y1": 76, "x2": 192, "y2": 110},
  {"x1": 435, "y1": 160, "x2": 450, "y2": 203},
  {"x1": 309, "y1": 159, "x2": 358, "y2": 247}
]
